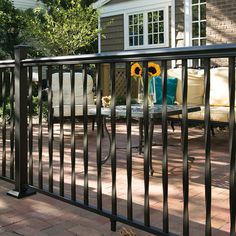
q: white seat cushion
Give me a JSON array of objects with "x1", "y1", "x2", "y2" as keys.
[
  {"x1": 52, "y1": 72, "x2": 94, "y2": 117},
  {"x1": 175, "y1": 106, "x2": 236, "y2": 123},
  {"x1": 53, "y1": 104, "x2": 97, "y2": 117},
  {"x1": 168, "y1": 68, "x2": 204, "y2": 105},
  {"x1": 210, "y1": 67, "x2": 236, "y2": 107}
]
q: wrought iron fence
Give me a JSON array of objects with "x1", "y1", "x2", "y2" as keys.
[{"x1": 0, "y1": 44, "x2": 235, "y2": 235}]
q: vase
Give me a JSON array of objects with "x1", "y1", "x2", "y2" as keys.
[
  {"x1": 149, "y1": 93, "x2": 155, "y2": 107},
  {"x1": 138, "y1": 79, "x2": 154, "y2": 107},
  {"x1": 138, "y1": 81, "x2": 144, "y2": 105}
]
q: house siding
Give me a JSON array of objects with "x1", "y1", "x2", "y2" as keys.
[
  {"x1": 13, "y1": 0, "x2": 38, "y2": 9},
  {"x1": 101, "y1": 9, "x2": 172, "y2": 52},
  {"x1": 100, "y1": 0, "x2": 236, "y2": 66},
  {"x1": 207, "y1": 0, "x2": 236, "y2": 65},
  {"x1": 101, "y1": 15, "x2": 124, "y2": 52},
  {"x1": 207, "y1": 0, "x2": 236, "y2": 45}
]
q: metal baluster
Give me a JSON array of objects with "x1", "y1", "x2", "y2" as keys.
[
  {"x1": 0, "y1": 70, "x2": 2, "y2": 175},
  {"x1": 96, "y1": 63, "x2": 102, "y2": 210},
  {"x1": 110, "y1": 62, "x2": 117, "y2": 231},
  {"x1": 83, "y1": 64, "x2": 89, "y2": 205},
  {"x1": 48, "y1": 66, "x2": 53, "y2": 193},
  {"x1": 10, "y1": 68, "x2": 15, "y2": 180},
  {"x1": 139, "y1": 118, "x2": 143, "y2": 155},
  {"x1": 70, "y1": 65, "x2": 76, "y2": 201},
  {"x1": 126, "y1": 62, "x2": 133, "y2": 221},
  {"x1": 204, "y1": 58, "x2": 212, "y2": 236},
  {"x1": 182, "y1": 59, "x2": 189, "y2": 236},
  {"x1": 59, "y1": 65, "x2": 64, "y2": 197},
  {"x1": 229, "y1": 57, "x2": 236, "y2": 236},
  {"x1": 162, "y1": 60, "x2": 169, "y2": 233},
  {"x1": 143, "y1": 61, "x2": 150, "y2": 227},
  {"x1": 0, "y1": 69, "x2": 2, "y2": 105},
  {"x1": 2, "y1": 69, "x2": 6, "y2": 177},
  {"x1": 28, "y1": 67, "x2": 33, "y2": 185},
  {"x1": 38, "y1": 66, "x2": 43, "y2": 189}
]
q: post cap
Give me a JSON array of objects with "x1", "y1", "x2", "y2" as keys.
[{"x1": 14, "y1": 45, "x2": 30, "y2": 49}]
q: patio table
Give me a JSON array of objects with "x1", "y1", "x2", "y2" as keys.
[{"x1": 88, "y1": 104, "x2": 200, "y2": 174}]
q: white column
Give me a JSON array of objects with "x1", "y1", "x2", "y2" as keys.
[
  {"x1": 98, "y1": 16, "x2": 101, "y2": 53},
  {"x1": 184, "y1": 0, "x2": 191, "y2": 47},
  {"x1": 171, "y1": 0, "x2": 176, "y2": 68}
]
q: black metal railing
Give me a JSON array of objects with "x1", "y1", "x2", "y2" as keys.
[
  {"x1": 0, "y1": 61, "x2": 15, "y2": 183},
  {"x1": 0, "y1": 44, "x2": 236, "y2": 235}
]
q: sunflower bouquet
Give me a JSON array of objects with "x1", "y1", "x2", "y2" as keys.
[{"x1": 131, "y1": 62, "x2": 161, "y2": 105}]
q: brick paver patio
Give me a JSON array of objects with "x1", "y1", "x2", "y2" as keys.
[{"x1": 0, "y1": 121, "x2": 231, "y2": 235}]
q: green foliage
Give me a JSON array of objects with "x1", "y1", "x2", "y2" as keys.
[
  {"x1": 0, "y1": 97, "x2": 48, "y2": 120},
  {"x1": 0, "y1": 81, "x2": 48, "y2": 120},
  {"x1": 25, "y1": 0, "x2": 100, "y2": 56},
  {"x1": 116, "y1": 96, "x2": 126, "y2": 105},
  {"x1": 32, "y1": 96, "x2": 48, "y2": 119},
  {"x1": 116, "y1": 96, "x2": 137, "y2": 106},
  {"x1": 0, "y1": 99, "x2": 11, "y2": 120},
  {"x1": 0, "y1": 0, "x2": 27, "y2": 59}
]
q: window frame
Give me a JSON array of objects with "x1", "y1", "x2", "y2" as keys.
[
  {"x1": 185, "y1": 0, "x2": 206, "y2": 47},
  {"x1": 191, "y1": 0, "x2": 206, "y2": 46},
  {"x1": 124, "y1": 6, "x2": 169, "y2": 50}
]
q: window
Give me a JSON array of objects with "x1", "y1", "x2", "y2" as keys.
[
  {"x1": 128, "y1": 14, "x2": 144, "y2": 46},
  {"x1": 125, "y1": 7, "x2": 169, "y2": 50},
  {"x1": 192, "y1": 0, "x2": 206, "y2": 46},
  {"x1": 147, "y1": 10, "x2": 165, "y2": 45}
]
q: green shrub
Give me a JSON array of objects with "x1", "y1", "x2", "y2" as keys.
[{"x1": 116, "y1": 95, "x2": 138, "y2": 106}]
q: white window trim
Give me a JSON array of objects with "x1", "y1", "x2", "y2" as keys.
[
  {"x1": 98, "y1": 16, "x2": 101, "y2": 53},
  {"x1": 124, "y1": 6, "x2": 169, "y2": 50},
  {"x1": 185, "y1": 0, "x2": 206, "y2": 47},
  {"x1": 184, "y1": 0, "x2": 192, "y2": 47},
  {"x1": 192, "y1": 1, "x2": 206, "y2": 45},
  {"x1": 171, "y1": 0, "x2": 176, "y2": 68},
  {"x1": 98, "y1": 0, "x2": 171, "y2": 18}
]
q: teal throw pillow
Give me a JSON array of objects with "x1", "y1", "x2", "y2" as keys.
[{"x1": 150, "y1": 76, "x2": 177, "y2": 105}]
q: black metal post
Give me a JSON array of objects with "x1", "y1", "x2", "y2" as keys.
[{"x1": 7, "y1": 45, "x2": 36, "y2": 198}]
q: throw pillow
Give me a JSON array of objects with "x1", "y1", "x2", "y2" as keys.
[{"x1": 150, "y1": 76, "x2": 177, "y2": 105}]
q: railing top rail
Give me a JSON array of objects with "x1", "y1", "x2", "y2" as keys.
[
  {"x1": 0, "y1": 60, "x2": 15, "y2": 68},
  {"x1": 21, "y1": 44, "x2": 236, "y2": 66}
]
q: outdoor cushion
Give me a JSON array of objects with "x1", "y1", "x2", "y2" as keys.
[
  {"x1": 168, "y1": 68, "x2": 204, "y2": 105},
  {"x1": 174, "y1": 106, "x2": 236, "y2": 123},
  {"x1": 53, "y1": 104, "x2": 96, "y2": 117},
  {"x1": 187, "y1": 108, "x2": 205, "y2": 120},
  {"x1": 209, "y1": 67, "x2": 236, "y2": 107},
  {"x1": 52, "y1": 72, "x2": 94, "y2": 117},
  {"x1": 210, "y1": 106, "x2": 230, "y2": 122},
  {"x1": 170, "y1": 108, "x2": 204, "y2": 120},
  {"x1": 150, "y1": 76, "x2": 177, "y2": 105}
]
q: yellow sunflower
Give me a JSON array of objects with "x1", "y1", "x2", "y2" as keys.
[
  {"x1": 131, "y1": 63, "x2": 142, "y2": 78},
  {"x1": 148, "y1": 62, "x2": 161, "y2": 77},
  {"x1": 102, "y1": 96, "x2": 111, "y2": 107}
]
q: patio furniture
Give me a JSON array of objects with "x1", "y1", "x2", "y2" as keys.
[
  {"x1": 51, "y1": 72, "x2": 96, "y2": 118},
  {"x1": 88, "y1": 104, "x2": 200, "y2": 174},
  {"x1": 168, "y1": 67, "x2": 236, "y2": 127}
]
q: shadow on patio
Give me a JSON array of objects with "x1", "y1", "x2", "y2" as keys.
[{"x1": 0, "y1": 121, "x2": 231, "y2": 235}]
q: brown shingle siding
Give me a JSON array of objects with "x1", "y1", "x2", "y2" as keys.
[{"x1": 101, "y1": 15, "x2": 124, "y2": 52}]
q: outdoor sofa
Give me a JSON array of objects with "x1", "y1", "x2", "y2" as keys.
[{"x1": 167, "y1": 67, "x2": 235, "y2": 127}]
